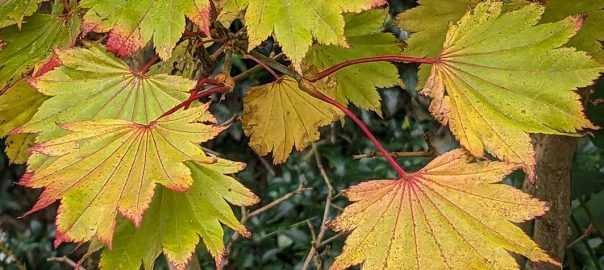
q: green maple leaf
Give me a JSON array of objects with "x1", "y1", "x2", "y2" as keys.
[
  {"x1": 238, "y1": 0, "x2": 386, "y2": 67},
  {"x1": 21, "y1": 105, "x2": 228, "y2": 246},
  {"x1": 19, "y1": 45, "x2": 192, "y2": 143},
  {"x1": 0, "y1": 13, "x2": 80, "y2": 88},
  {"x1": 421, "y1": 2, "x2": 602, "y2": 176},
  {"x1": 0, "y1": 80, "x2": 47, "y2": 164},
  {"x1": 395, "y1": 0, "x2": 529, "y2": 89},
  {"x1": 305, "y1": 9, "x2": 403, "y2": 113},
  {"x1": 242, "y1": 76, "x2": 342, "y2": 164},
  {"x1": 95, "y1": 160, "x2": 258, "y2": 270},
  {"x1": 541, "y1": 0, "x2": 604, "y2": 64},
  {"x1": 80, "y1": 0, "x2": 212, "y2": 59},
  {"x1": 329, "y1": 149, "x2": 556, "y2": 270},
  {"x1": 0, "y1": 0, "x2": 45, "y2": 27}
]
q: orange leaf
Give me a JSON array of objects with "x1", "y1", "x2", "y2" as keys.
[{"x1": 329, "y1": 149, "x2": 557, "y2": 270}]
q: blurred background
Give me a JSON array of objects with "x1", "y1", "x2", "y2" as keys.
[{"x1": 1, "y1": 0, "x2": 604, "y2": 269}]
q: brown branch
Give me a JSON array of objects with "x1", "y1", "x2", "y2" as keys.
[
  {"x1": 47, "y1": 256, "x2": 86, "y2": 270},
  {"x1": 301, "y1": 144, "x2": 335, "y2": 270},
  {"x1": 222, "y1": 183, "x2": 309, "y2": 269},
  {"x1": 352, "y1": 150, "x2": 436, "y2": 160}
]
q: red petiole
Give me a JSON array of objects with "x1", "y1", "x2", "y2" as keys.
[
  {"x1": 310, "y1": 90, "x2": 408, "y2": 178},
  {"x1": 307, "y1": 56, "x2": 436, "y2": 82},
  {"x1": 157, "y1": 86, "x2": 230, "y2": 120},
  {"x1": 138, "y1": 54, "x2": 160, "y2": 75}
]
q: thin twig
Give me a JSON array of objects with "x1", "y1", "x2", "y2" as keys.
[
  {"x1": 233, "y1": 53, "x2": 284, "y2": 81},
  {"x1": 243, "y1": 54, "x2": 280, "y2": 80},
  {"x1": 352, "y1": 150, "x2": 436, "y2": 160},
  {"x1": 61, "y1": 0, "x2": 71, "y2": 13},
  {"x1": 222, "y1": 184, "x2": 308, "y2": 269},
  {"x1": 567, "y1": 222, "x2": 595, "y2": 248},
  {"x1": 47, "y1": 256, "x2": 86, "y2": 270},
  {"x1": 301, "y1": 144, "x2": 335, "y2": 270}
]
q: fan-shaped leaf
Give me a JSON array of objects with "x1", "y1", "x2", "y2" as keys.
[
  {"x1": 97, "y1": 160, "x2": 258, "y2": 270},
  {"x1": 242, "y1": 76, "x2": 341, "y2": 164},
  {"x1": 19, "y1": 45, "x2": 192, "y2": 143},
  {"x1": 21, "y1": 105, "x2": 224, "y2": 247},
  {"x1": 0, "y1": 13, "x2": 80, "y2": 88},
  {"x1": 329, "y1": 149, "x2": 556, "y2": 270},
  {"x1": 305, "y1": 9, "x2": 403, "y2": 113},
  {"x1": 240, "y1": 0, "x2": 385, "y2": 67},
  {"x1": 422, "y1": 1, "x2": 602, "y2": 175},
  {"x1": 80, "y1": 0, "x2": 212, "y2": 59},
  {"x1": 395, "y1": 0, "x2": 529, "y2": 89}
]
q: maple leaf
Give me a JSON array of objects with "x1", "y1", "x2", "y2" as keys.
[
  {"x1": 329, "y1": 149, "x2": 557, "y2": 270},
  {"x1": 0, "y1": 13, "x2": 80, "y2": 88},
  {"x1": 541, "y1": 0, "x2": 604, "y2": 64},
  {"x1": 241, "y1": 76, "x2": 342, "y2": 164},
  {"x1": 19, "y1": 45, "x2": 192, "y2": 143},
  {"x1": 395, "y1": 0, "x2": 529, "y2": 89},
  {"x1": 0, "y1": 81, "x2": 48, "y2": 164},
  {"x1": 240, "y1": 0, "x2": 386, "y2": 67},
  {"x1": 0, "y1": 0, "x2": 45, "y2": 27},
  {"x1": 422, "y1": 1, "x2": 602, "y2": 175},
  {"x1": 95, "y1": 160, "x2": 258, "y2": 270},
  {"x1": 80, "y1": 0, "x2": 212, "y2": 59},
  {"x1": 21, "y1": 105, "x2": 225, "y2": 247},
  {"x1": 305, "y1": 9, "x2": 403, "y2": 113}
]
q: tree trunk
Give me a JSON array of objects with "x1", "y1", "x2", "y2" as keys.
[{"x1": 522, "y1": 134, "x2": 576, "y2": 270}]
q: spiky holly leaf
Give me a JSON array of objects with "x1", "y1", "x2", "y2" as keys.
[
  {"x1": 0, "y1": 0, "x2": 45, "y2": 27},
  {"x1": 240, "y1": 0, "x2": 386, "y2": 67},
  {"x1": 0, "y1": 13, "x2": 80, "y2": 88},
  {"x1": 0, "y1": 81, "x2": 47, "y2": 164},
  {"x1": 541, "y1": 0, "x2": 604, "y2": 64},
  {"x1": 80, "y1": 0, "x2": 212, "y2": 59},
  {"x1": 422, "y1": 1, "x2": 602, "y2": 175},
  {"x1": 97, "y1": 160, "x2": 258, "y2": 270},
  {"x1": 21, "y1": 106, "x2": 224, "y2": 247},
  {"x1": 241, "y1": 76, "x2": 341, "y2": 164},
  {"x1": 305, "y1": 9, "x2": 403, "y2": 113},
  {"x1": 19, "y1": 45, "x2": 192, "y2": 143},
  {"x1": 395, "y1": 0, "x2": 528, "y2": 89},
  {"x1": 329, "y1": 149, "x2": 556, "y2": 270}
]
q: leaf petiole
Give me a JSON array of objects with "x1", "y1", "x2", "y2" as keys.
[{"x1": 306, "y1": 56, "x2": 436, "y2": 82}]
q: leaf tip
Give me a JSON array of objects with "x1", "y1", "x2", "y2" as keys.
[{"x1": 569, "y1": 13, "x2": 588, "y2": 32}]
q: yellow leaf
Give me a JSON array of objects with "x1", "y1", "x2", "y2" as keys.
[
  {"x1": 21, "y1": 105, "x2": 223, "y2": 247},
  {"x1": 423, "y1": 1, "x2": 602, "y2": 175},
  {"x1": 241, "y1": 76, "x2": 342, "y2": 164},
  {"x1": 329, "y1": 149, "x2": 557, "y2": 270}
]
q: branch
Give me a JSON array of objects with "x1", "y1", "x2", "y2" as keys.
[
  {"x1": 242, "y1": 53, "x2": 280, "y2": 80},
  {"x1": 307, "y1": 56, "x2": 436, "y2": 82},
  {"x1": 352, "y1": 150, "x2": 436, "y2": 160},
  {"x1": 233, "y1": 53, "x2": 284, "y2": 81},
  {"x1": 222, "y1": 183, "x2": 309, "y2": 269},
  {"x1": 301, "y1": 144, "x2": 335, "y2": 270},
  {"x1": 298, "y1": 80, "x2": 408, "y2": 178},
  {"x1": 47, "y1": 256, "x2": 86, "y2": 270},
  {"x1": 247, "y1": 50, "x2": 301, "y2": 80}
]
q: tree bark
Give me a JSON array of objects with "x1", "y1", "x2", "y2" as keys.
[{"x1": 522, "y1": 134, "x2": 576, "y2": 270}]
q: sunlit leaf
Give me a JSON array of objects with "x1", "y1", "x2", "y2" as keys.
[
  {"x1": 422, "y1": 1, "x2": 602, "y2": 175},
  {"x1": 240, "y1": 0, "x2": 386, "y2": 67},
  {"x1": 19, "y1": 45, "x2": 192, "y2": 143},
  {"x1": 329, "y1": 149, "x2": 557, "y2": 270},
  {"x1": 241, "y1": 76, "x2": 342, "y2": 164},
  {"x1": 395, "y1": 0, "x2": 529, "y2": 89},
  {"x1": 80, "y1": 0, "x2": 212, "y2": 59},
  {"x1": 97, "y1": 160, "x2": 258, "y2": 270},
  {"x1": 305, "y1": 9, "x2": 403, "y2": 113},
  {"x1": 21, "y1": 105, "x2": 224, "y2": 246},
  {"x1": 0, "y1": 0, "x2": 45, "y2": 27}
]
